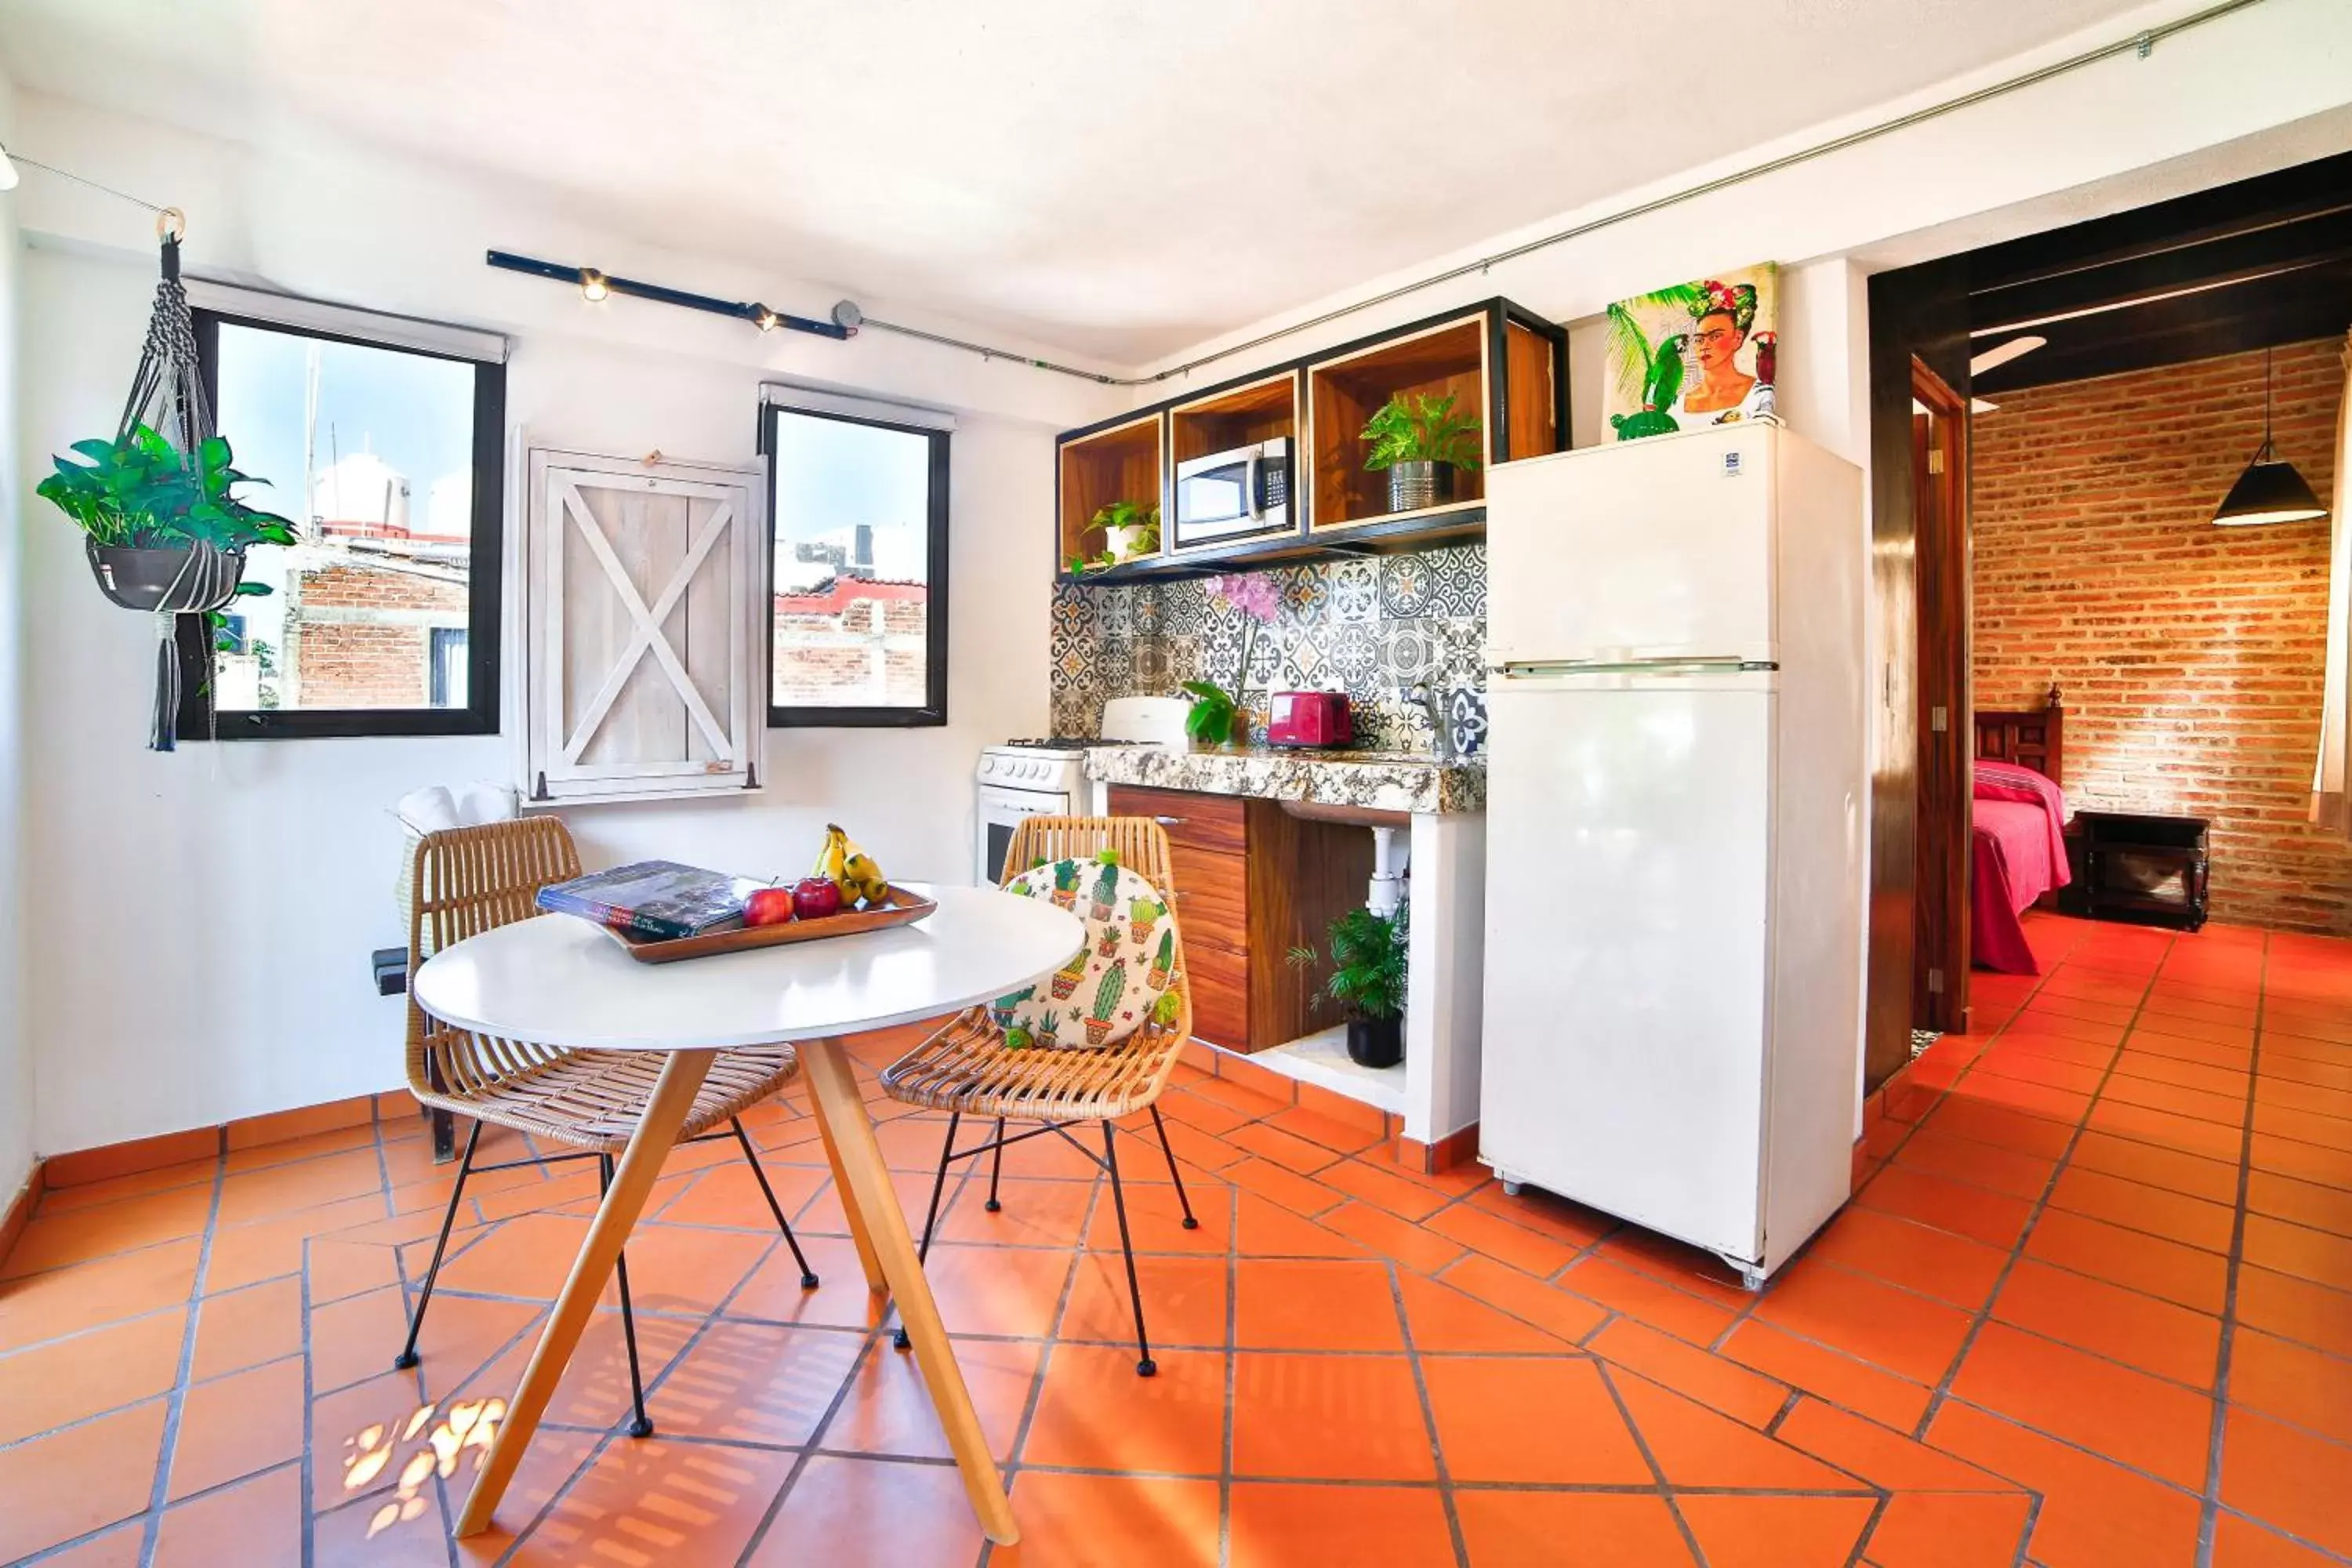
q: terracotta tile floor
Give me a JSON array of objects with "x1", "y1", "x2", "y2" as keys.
[{"x1": 5, "y1": 913, "x2": 2352, "y2": 1565}]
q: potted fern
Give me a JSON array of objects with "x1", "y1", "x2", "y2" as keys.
[
  {"x1": 1290, "y1": 906, "x2": 1408, "y2": 1068},
  {"x1": 1359, "y1": 392, "x2": 1482, "y2": 514}
]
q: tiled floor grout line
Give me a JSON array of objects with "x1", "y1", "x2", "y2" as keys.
[
  {"x1": 2193, "y1": 929, "x2": 2269, "y2": 1568},
  {"x1": 972, "y1": 1142, "x2": 1111, "y2": 1568},
  {"x1": 132, "y1": 1142, "x2": 229, "y2": 1568},
  {"x1": 1907, "y1": 938, "x2": 2174, "y2": 1447},
  {"x1": 1384, "y1": 1258, "x2": 1470, "y2": 1568},
  {"x1": 1590, "y1": 1357, "x2": 1713, "y2": 1564}
]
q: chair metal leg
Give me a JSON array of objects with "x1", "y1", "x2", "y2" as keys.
[
  {"x1": 1102, "y1": 1119, "x2": 1156, "y2": 1377},
  {"x1": 985, "y1": 1116, "x2": 1007, "y2": 1212},
  {"x1": 731, "y1": 1117, "x2": 819, "y2": 1290},
  {"x1": 1148, "y1": 1103, "x2": 1200, "y2": 1231},
  {"x1": 599, "y1": 1153, "x2": 655, "y2": 1439},
  {"x1": 895, "y1": 1111, "x2": 961, "y2": 1353},
  {"x1": 394, "y1": 1117, "x2": 480, "y2": 1370}
]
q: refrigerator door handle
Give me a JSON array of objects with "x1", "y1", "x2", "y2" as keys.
[{"x1": 1492, "y1": 658, "x2": 1780, "y2": 678}]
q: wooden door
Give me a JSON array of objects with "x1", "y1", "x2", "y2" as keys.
[
  {"x1": 1911, "y1": 361, "x2": 1972, "y2": 1033},
  {"x1": 524, "y1": 450, "x2": 764, "y2": 804}
]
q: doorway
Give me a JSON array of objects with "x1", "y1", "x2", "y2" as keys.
[{"x1": 1911, "y1": 361, "x2": 1970, "y2": 1034}]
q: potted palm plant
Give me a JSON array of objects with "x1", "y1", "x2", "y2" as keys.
[
  {"x1": 1290, "y1": 906, "x2": 1408, "y2": 1068},
  {"x1": 1359, "y1": 391, "x2": 1482, "y2": 513}
]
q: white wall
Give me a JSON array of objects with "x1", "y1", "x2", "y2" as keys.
[
  {"x1": 13, "y1": 91, "x2": 1120, "y2": 1156},
  {"x1": 0, "y1": 65, "x2": 34, "y2": 1203}
]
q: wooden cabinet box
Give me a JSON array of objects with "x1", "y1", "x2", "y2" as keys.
[
  {"x1": 1109, "y1": 785, "x2": 1372, "y2": 1053},
  {"x1": 1056, "y1": 297, "x2": 1565, "y2": 583}
]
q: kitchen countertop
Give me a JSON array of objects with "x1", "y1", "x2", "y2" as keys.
[{"x1": 1083, "y1": 744, "x2": 1486, "y2": 815}]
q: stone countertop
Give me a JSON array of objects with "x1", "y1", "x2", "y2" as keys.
[{"x1": 1083, "y1": 744, "x2": 1485, "y2": 815}]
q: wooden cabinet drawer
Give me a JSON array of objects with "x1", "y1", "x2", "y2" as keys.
[
  {"x1": 1108, "y1": 785, "x2": 1247, "y2": 855},
  {"x1": 1181, "y1": 940, "x2": 1250, "y2": 1051},
  {"x1": 1166, "y1": 843, "x2": 1247, "y2": 951}
]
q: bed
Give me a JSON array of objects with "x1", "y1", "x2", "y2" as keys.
[{"x1": 1970, "y1": 685, "x2": 2072, "y2": 974}]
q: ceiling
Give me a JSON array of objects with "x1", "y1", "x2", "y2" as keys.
[
  {"x1": 3, "y1": 0, "x2": 2161, "y2": 365},
  {"x1": 1969, "y1": 151, "x2": 2352, "y2": 393}
]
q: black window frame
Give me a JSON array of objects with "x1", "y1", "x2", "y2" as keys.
[
  {"x1": 760, "y1": 399, "x2": 951, "y2": 728},
  {"x1": 176, "y1": 307, "x2": 506, "y2": 741}
]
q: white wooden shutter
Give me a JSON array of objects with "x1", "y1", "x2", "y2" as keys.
[{"x1": 521, "y1": 448, "x2": 764, "y2": 804}]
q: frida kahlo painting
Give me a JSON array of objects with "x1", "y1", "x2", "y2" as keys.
[{"x1": 1604, "y1": 262, "x2": 1779, "y2": 441}]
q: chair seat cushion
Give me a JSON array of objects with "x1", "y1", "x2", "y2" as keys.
[{"x1": 996, "y1": 854, "x2": 1177, "y2": 1048}]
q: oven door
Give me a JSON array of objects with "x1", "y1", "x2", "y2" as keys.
[
  {"x1": 976, "y1": 782, "x2": 1072, "y2": 887},
  {"x1": 1174, "y1": 445, "x2": 1288, "y2": 549}
]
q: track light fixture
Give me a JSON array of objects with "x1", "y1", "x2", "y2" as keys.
[{"x1": 488, "y1": 250, "x2": 851, "y2": 339}]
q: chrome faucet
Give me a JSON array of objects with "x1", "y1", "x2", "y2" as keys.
[{"x1": 1404, "y1": 683, "x2": 1455, "y2": 762}]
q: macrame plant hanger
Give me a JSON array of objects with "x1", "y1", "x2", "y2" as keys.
[{"x1": 114, "y1": 210, "x2": 242, "y2": 752}]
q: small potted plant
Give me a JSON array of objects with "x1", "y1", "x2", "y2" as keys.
[
  {"x1": 1359, "y1": 391, "x2": 1482, "y2": 514},
  {"x1": 1290, "y1": 906, "x2": 1408, "y2": 1068},
  {"x1": 1179, "y1": 572, "x2": 1279, "y2": 750},
  {"x1": 1065, "y1": 499, "x2": 1160, "y2": 575},
  {"x1": 38, "y1": 423, "x2": 296, "y2": 617}
]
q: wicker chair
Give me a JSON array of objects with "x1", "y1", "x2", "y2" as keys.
[
  {"x1": 398, "y1": 818, "x2": 818, "y2": 1437},
  {"x1": 879, "y1": 815, "x2": 1200, "y2": 1376}
]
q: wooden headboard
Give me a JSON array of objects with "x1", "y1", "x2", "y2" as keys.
[{"x1": 1974, "y1": 682, "x2": 2064, "y2": 786}]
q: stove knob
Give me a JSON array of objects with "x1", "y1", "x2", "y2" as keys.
[{"x1": 980, "y1": 756, "x2": 996, "y2": 778}]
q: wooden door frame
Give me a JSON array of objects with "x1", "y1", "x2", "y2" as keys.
[
  {"x1": 1863, "y1": 256, "x2": 1971, "y2": 1092},
  {"x1": 1911, "y1": 360, "x2": 1972, "y2": 1034}
]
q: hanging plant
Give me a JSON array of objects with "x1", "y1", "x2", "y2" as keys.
[{"x1": 31, "y1": 216, "x2": 298, "y2": 750}]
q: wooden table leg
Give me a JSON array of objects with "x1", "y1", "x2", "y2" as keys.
[
  {"x1": 453, "y1": 1048, "x2": 715, "y2": 1537},
  {"x1": 800, "y1": 1036, "x2": 1020, "y2": 1546},
  {"x1": 810, "y1": 1076, "x2": 887, "y2": 1294}
]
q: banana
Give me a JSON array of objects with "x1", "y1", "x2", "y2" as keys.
[{"x1": 812, "y1": 824, "x2": 850, "y2": 895}]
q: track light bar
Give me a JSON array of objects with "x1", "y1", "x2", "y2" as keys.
[{"x1": 485, "y1": 250, "x2": 852, "y2": 339}]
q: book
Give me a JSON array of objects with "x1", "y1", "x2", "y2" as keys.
[{"x1": 535, "y1": 860, "x2": 765, "y2": 942}]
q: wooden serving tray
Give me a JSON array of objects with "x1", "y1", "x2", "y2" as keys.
[{"x1": 605, "y1": 887, "x2": 938, "y2": 964}]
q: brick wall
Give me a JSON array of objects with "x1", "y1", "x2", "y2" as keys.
[
  {"x1": 773, "y1": 593, "x2": 929, "y2": 707},
  {"x1": 1973, "y1": 336, "x2": 2347, "y2": 934},
  {"x1": 294, "y1": 561, "x2": 466, "y2": 709}
]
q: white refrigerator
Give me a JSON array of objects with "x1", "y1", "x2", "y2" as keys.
[{"x1": 1478, "y1": 423, "x2": 1866, "y2": 1286}]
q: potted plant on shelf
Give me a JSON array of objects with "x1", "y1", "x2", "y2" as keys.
[
  {"x1": 39, "y1": 423, "x2": 296, "y2": 620},
  {"x1": 1359, "y1": 391, "x2": 1482, "y2": 514},
  {"x1": 1289, "y1": 906, "x2": 1408, "y2": 1068},
  {"x1": 1065, "y1": 499, "x2": 1160, "y2": 575},
  {"x1": 1179, "y1": 572, "x2": 1279, "y2": 750}
]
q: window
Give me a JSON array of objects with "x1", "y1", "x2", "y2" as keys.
[
  {"x1": 176, "y1": 291, "x2": 506, "y2": 739},
  {"x1": 761, "y1": 390, "x2": 951, "y2": 727}
]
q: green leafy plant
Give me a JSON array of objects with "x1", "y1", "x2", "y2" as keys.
[
  {"x1": 1179, "y1": 680, "x2": 1237, "y2": 744},
  {"x1": 1359, "y1": 393, "x2": 1482, "y2": 472},
  {"x1": 38, "y1": 425, "x2": 298, "y2": 552},
  {"x1": 1066, "y1": 499, "x2": 1160, "y2": 575},
  {"x1": 1287, "y1": 906, "x2": 1408, "y2": 1022}
]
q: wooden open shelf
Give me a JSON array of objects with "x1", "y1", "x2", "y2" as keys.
[
  {"x1": 1168, "y1": 370, "x2": 1302, "y2": 555},
  {"x1": 1057, "y1": 411, "x2": 1164, "y2": 571},
  {"x1": 1308, "y1": 315, "x2": 1488, "y2": 532},
  {"x1": 1053, "y1": 299, "x2": 1564, "y2": 580}
]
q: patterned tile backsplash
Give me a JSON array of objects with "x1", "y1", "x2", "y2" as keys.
[{"x1": 1049, "y1": 543, "x2": 1487, "y2": 751}]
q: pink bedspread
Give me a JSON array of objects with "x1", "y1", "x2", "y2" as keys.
[{"x1": 1972, "y1": 761, "x2": 2071, "y2": 975}]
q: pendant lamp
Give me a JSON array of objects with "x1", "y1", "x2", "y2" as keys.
[{"x1": 2212, "y1": 347, "x2": 2328, "y2": 527}]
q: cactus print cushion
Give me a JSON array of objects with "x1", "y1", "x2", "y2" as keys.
[{"x1": 992, "y1": 855, "x2": 1178, "y2": 1050}]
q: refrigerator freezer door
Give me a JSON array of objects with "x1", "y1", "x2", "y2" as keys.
[
  {"x1": 1488, "y1": 426, "x2": 1778, "y2": 666},
  {"x1": 1479, "y1": 677, "x2": 1773, "y2": 1260}
]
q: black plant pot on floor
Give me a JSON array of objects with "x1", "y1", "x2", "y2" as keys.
[{"x1": 1346, "y1": 1015, "x2": 1403, "y2": 1069}]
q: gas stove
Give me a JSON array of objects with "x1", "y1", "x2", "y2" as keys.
[{"x1": 974, "y1": 698, "x2": 1191, "y2": 882}]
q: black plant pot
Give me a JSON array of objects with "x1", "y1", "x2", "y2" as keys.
[
  {"x1": 1346, "y1": 1015, "x2": 1403, "y2": 1069},
  {"x1": 1386, "y1": 460, "x2": 1456, "y2": 514},
  {"x1": 85, "y1": 541, "x2": 245, "y2": 613}
]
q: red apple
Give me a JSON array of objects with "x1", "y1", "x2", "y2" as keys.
[
  {"x1": 792, "y1": 877, "x2": 843, "y2": 921},
  {"x1": 745, "y1": 887, "x2": 797, "y2": 927}
]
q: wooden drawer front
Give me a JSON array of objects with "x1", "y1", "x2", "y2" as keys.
[
  {"x1": 1108, "y1": 786, "x2": 1247, "y2": 855},
  {"x1": 1181, "y1": 940, "x2": 1251, "y2": 1050},
  {"x1": 1166, "y1": 844, "x2": 1247, "y2": 951}
]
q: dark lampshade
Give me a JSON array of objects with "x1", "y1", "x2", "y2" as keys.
[{"x1": 2212, "y1": 452, "x2": 2328, "y2": 527}]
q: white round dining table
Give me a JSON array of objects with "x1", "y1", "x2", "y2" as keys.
[{"x1": 410, "y1": 883, "x2": 1082, "y2": 1546}]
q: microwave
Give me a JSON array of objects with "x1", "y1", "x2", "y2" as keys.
[{"x1": 1172, "y1": 437, "x2": 1291, "y2": 550}]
